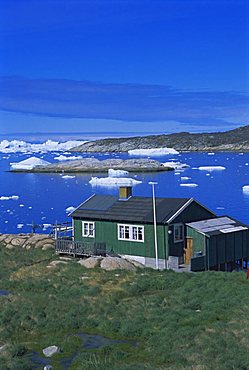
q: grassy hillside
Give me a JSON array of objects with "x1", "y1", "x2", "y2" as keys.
[{"x1": 0, "y1": 245, "x2": 249, "y2": 369}]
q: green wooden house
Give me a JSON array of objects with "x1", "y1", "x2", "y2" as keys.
[{"x1": 67, "y1": 186, "x2": 219, "y2": 269}]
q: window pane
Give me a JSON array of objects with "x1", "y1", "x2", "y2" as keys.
[
  {"x1": 125, "y1": 226, "x2": 130, "y2": 239},
  {"x1": 138, "y1": 227, "x2": 143, "y2": 240},
  {"x1": 89, "y1": 223, "x2": 94, "y2": 236},
  {"x1": 132, "y1": 227, "x2": 138, "y2": 240},
  {"x1": 84, "y1": 223, "x2": 88, "y2": 236},
  {"x1": 119, "y1": 225, "x2": 124, "y2": 239}
]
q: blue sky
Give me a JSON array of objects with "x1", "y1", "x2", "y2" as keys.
[{"x1": 0, "y1": 0, "x2": 248, "y2": 134}]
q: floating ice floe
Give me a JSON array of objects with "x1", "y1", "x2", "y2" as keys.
[
  {"x1": 242, "y1": 185, "x2": 249, "y2": 193},
  {"x1": 108, "y1": 169, "x2": 129, "y2": 177},
  {"x1": 54, "y1": 155, "x2": 83, "y2": 161},
  {"x1": 181, "y1": 176, "x2": 191, "y2": 181},
  {"x1": 17, "y1": 224, "x2": 24, "y2": 229},
  {"x1": 61, "y1": 175, "x2": 76, "y2": 179},
  {"x1": 207, "y1": 152, "x2": 215, "y2": 155},
  {"x1": 198, "y1": 166, "x2": 226, "y2": 171},
  {"x1": 42, "y1": 224, "x2": 52, "y2": 229},
  {"x1": 161, "y1": 161, "x2": 189, "y2": 170},
  {"x1": 0, "y1": 195, "x2": 19, "y2": 201},
  {"x1": 10, "y1": 157, "x2": 51, "y2": 170},
  {"x1": 89, "y1": 177, "x2": 142, "y2": 187},
  {"x1": 0, "y1": 139, "x2": 86, "y2": 154},
  {"x1": 128, "y1": 148, "x2": 179, "y2": 156},
  {"x1": 66, "y1": 206, "x2": 76, "y2": 213},
  {"x1": 180, "y1": 183, "x2": 198, "y2": 187}
]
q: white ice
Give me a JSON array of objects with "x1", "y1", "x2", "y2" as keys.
[
  {"x1": 181, "y1": 177, "x2": 191, "y2": 181},
  {"x1": 0, "y1": 139, "x2": 86, "y2": 154},
  {"x1": 89, "y1": 176, "x2": 142, "y2": 187},
  {"x1": 161, "y1": 161, "x2": 189, "y2": 169},
  {"x1": 61, "y1": 175, "x2": 76, "y2": 179},
  {"x1": 242, "y1": 185, "x2": 249, "y2": 193},
  {"x1": 198, "y1": 166, "x2": 226, "y2": 171},
  {"x1": 108, "y1": 169, "x2": 129, "y2": 177},
  {"x1": 10, "y1": 157, "x2": 51, "y2": 170},
  {"x1": 180, "y1": 183, "x2": 198, "y2": 187},
  {"x1": 54, "y1": 155, "x2": 83, "y2": 161},
  {"x1": 0, "y1": 195, "x2": 19, "y2": 201},
  {"x1": 128, "y1": 148, "x2": 179, "y2": 156},
  {"x1": 66, "y1": 206, "x2": 76, "y2": 213}
]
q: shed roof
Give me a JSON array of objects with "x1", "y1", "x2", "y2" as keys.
[
  {"x1": 186, "y1": 216, "x2": 248, "y2": 237},
  {"x1": 70, "y1": 194, "x2": 193, "y2": 224}
]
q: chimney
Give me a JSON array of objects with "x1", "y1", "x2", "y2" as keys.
[{"x1": 119, "y1": 186, "x2": 132, "y2": 201}]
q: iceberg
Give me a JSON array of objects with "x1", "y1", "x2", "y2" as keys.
[
  {"x1": 10, "y1": 157, "x2": 51, "y2": 170},
  {"x1": 54, "y1": 155, "x2": 83, "y2": 161},
  {"x1": 0, "y1": 139, "x2": 86, "y2": 153},
  {"x1": 242, "y1": 185, "x2": 249, "y2": 193},
  {"x1": 108, "y1": 169, "x2": 129, "y2": 177},
  {"x1": 162, "y1": 161, "x2": 189, "y2": 169},
  {"x1": 198, "y1": 166, "x2": 226, "y2": 171},
  {"x1": 66, "y1": 206, "x2": 76, "y2": 213},
  {"x1": 61, "y1": 175, "x2": 76, "y2": 179},
  {"x1": 181, "y1": 176, "x2": 191, "y2": 181},
  {"x1": 128, "y1": 148, "x2": 179, "y2": 156},
  {"x1": 180, "y1": 183, "x2": 198, "y2": 187},
  {"x1": 0, "y1": 195, "x2": 19, "y2": 201},
  {"x1": 89, "y1": 177, "x2": 142, "y2": 187}
]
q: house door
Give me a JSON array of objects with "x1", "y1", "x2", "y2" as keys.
[{"x1": 185, "y1": 237, "x2": 193, "y2": 265}]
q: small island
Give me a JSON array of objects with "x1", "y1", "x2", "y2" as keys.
[{"x1": 10, "y1": 157, "x2": 174, "y2": 173}]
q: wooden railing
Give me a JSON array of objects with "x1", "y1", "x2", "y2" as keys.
[{"x1": 55, "y1": 238, "x2": 106, "y2": 256}]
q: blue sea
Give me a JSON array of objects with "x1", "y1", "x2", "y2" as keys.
[{"x1": 1, "y1": 134, "x2": 249, "y2": 234}]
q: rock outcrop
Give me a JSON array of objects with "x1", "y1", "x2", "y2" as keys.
[
  {"x1": 42, "y1": 345, "x2": 60, "y2": 357},
  {"x1": 0, "y1": 234, "x2": 55, "y2": 250},
  {"x1": 70, "y1": 125, "x2": 249, "y2": 153},
  {"x1": 11, "y1": 158, "x2": 172, "y2": 173}
]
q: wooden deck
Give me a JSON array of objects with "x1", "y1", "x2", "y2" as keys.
[{"x1": 55, "y1": 238, "x2": 106, "y2": 256}]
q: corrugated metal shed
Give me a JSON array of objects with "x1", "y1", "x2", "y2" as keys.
[
  {"x1": 186, "y1": 216, "x2": 248, "y2": 236},
  {"x1": 70, "y1": 194, "x2": 192, "y2": 224}
]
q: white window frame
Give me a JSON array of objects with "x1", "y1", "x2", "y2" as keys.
[
  {"x1": 82, "y1": 221, "x2": 95, "y2": 238},
  {"x1": 118, "y1": 224, "x2": 144, "y2": 243},
  {"x1": 174, "y1": 223, "x2": 184, "y2": 243}
]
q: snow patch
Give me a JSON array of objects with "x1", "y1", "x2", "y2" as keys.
[
  {"x1": 10, "y1": 157, "x2": 51, "y2": 170},
  {"x1": 128, "y1": 147, "x2": 179, "y2": 156}
]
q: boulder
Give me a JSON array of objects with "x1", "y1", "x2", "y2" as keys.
[
  {"x1": 100, "y1": 257, "x2": 136, "y2": 271},
  {"x1": 0, "y1": 344, "x2": 8, "y2": 354},
  {"x1": 11, "y1": 238, "x2": 26, "y2": 247},
  {"x1": 124, "y1": 258, "x2": 145, "y2": 268},
  {"x1": 78, "y1": 256, "x2": 103, "y2": 268},
  {"x1": 42, "y1": 345, "x2": 60, "y2": 357},
  {"x1": 42, "y1": 244, "x2": 54, "y2": 250},
  {"x1": 44, "y1": 366, "x2": 53, "y2": 370},
  {"x1": 47, "y1": 260, "x2": 67, "y2": 268}
]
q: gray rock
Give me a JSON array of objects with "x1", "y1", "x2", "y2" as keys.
[
  {"x1": 42, "y1": 345, "x2": 60, "y2": 357},
  {"x1": 44, "y1": 366, "x2": 53, "y2": 370},
  {"x1": 78, "y1": 256, "x2": 103, "y2": 268},
  {"x1": 100, "y1": 257, "x2": 136, "y2": 271},
  {"x1": 42, "y1": 244, "x2": 54, "y2": 250}
]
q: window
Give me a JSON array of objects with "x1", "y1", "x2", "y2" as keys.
[
  {"x1": 174, "y1": 223, "x2": 184, "y2": 242},
  {"x1": 118, "y1": 224, "x2": 144, "y2": 242},
  {"x1": 82, "y1": 221, "x2": 95, "y2": 238}
]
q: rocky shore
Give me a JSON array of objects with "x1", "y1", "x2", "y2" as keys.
[
  {"x1": 11, "y1": 157, "x2": 172, "y2": 173},
  {"x1": 70, "y1": 125, "x2": 249, "y2": 153}
]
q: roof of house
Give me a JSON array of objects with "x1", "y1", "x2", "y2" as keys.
[
  {"x1": 70, "y1": 194, "x2": 196, "y2": 224},
  {"x1": 186, "y1": 216, "x2": 248, "y2": 237}
]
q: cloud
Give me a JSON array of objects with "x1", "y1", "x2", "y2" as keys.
[{"x1": 0, "y1": 77, "x2": 248, "y2": 127}]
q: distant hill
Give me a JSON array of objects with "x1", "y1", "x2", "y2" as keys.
[{"x1": 71, "y1": 125, "x2": 249, "y2": 152}]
